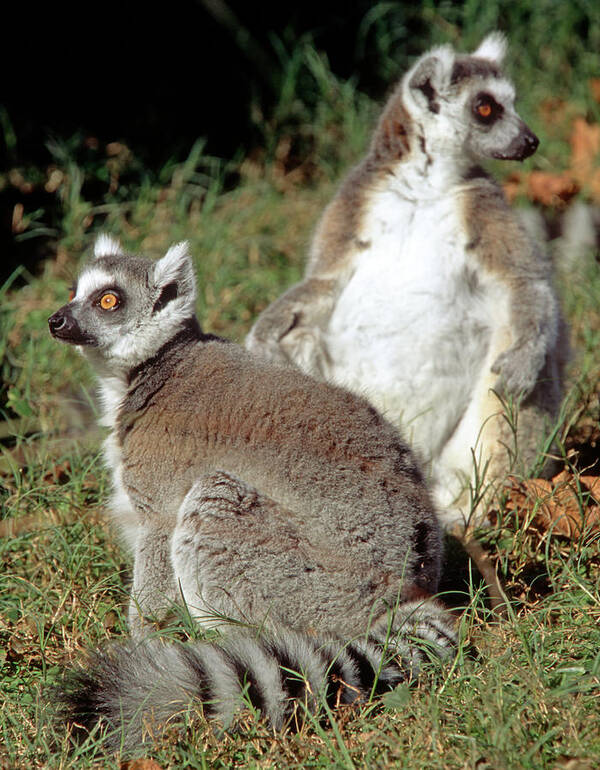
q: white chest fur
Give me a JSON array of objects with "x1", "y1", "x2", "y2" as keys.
[
  {"x1": 325, "y1": 185, "x2": 504, "y2": 464},
  {"x1": 97, "y1": 375, "x2": 139, "y2": 550}
]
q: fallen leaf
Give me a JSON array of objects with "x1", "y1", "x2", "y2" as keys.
[
  {"x1": 579, "y1": 475, "x2": 600, "y2": 502},
  {"x1": 570, "y1": 118, "x2": 600, "y2": 185},
  {"x1": 525, "y1": 171, "x2": 579, "y2": 208},
  {"x1": 504, "y1": 472, "x2": 600, "y2": 539},
  {"x1": 590, "y1": 78, "x2": 600, "y2": 103}
]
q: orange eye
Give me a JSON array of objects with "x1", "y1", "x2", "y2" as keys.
[
  {"x1": 474, "y1": 94, "x2": 501, "y2": 124},
  {"x1": 100, "y1": 293, "x2": 119, "y2": 310}
]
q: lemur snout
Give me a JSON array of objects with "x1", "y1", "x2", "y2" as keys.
[
  {"x1": 491, "y1": 124, "x2": 539, "y2": 160},
  {"x1": 48, "y1": 309, "x2": 69, "y2": 336},
  {"x1": 48, "y1": 307, "x2": 96, "y2": 346}
]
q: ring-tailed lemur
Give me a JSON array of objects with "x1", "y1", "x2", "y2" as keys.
[
  {"x1": 246, "y1": 33, "x2": 569, "y2": 530},
  {"x1": 49, "y1": 236, "x2": 456, "y2": 752}
]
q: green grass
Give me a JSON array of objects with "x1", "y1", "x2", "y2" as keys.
[{"x1": 2, "y1": 4, "x2": 600, "y2": 767}]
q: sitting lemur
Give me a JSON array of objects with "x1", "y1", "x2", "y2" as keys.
[
  {"x1": 247, "y1": 33, "x2": 568, "y2": 529},
  {"x1": 49, "y1": 236, "x2": 456, "y2": 752}
]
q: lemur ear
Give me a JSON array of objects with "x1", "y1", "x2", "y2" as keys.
[
  {"x1": 152, "y1": 241, "x2": 196, "y2": 311},
  {"x1": 94, "y1": 233, "x2": 123, "y2": 258},
  {"x1": 407, "y1": 48, "x2": 453, "y2": 114},
  {"x1": 473, "y1": 32, "x2": 507, "y2": 65}
]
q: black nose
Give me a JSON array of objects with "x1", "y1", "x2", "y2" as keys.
[
  {"x1": 48, "y1": 309, "x2": 80, "y2": 341},
  {"x1": 48, "y1": 311, "x2": 67, "y2": 335},
  {"x1": 525, "y1": 129, "x2": 539, "y2": 154}
]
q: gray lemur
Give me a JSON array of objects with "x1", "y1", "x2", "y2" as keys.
[
  {"x1": 246, "y1": 33, "x2": 569, "y2": 530},
  {"x1": 48, "y1": 235, "x2": 456, "y2": 752}
]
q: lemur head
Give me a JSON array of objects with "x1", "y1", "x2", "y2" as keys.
[
  {"x1": 48, "y1": 236, "x2": 197, "y2": 373},
  {"x1": 377, "y1": 32, "x2": 538, "y2": 165}
]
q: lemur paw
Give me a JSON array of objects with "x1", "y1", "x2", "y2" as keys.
[
  {"x1": 491, "y1": 343, "x2": 545, "y2": 397},
  {"x1": 246, "y1": 306, "x2": 304, "y2": 363},
  {"x1": 179, "y1": 472, "x2": 258, "y2": 525},
  {"x1": 280, "y1": 325, "x2": 326, "y2": 374},
  {"x1": 246, "y1": 328, "x2": 293, "y2": 365}
]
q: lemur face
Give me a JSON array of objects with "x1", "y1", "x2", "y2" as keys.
[
  {"x1": 459, "y1": 74, "x2": 538, "y2": 161},
  {"x1": 404, "y1": 32, "x2": 539, "y2": 163},
  {"x1": 49, "y1": 257, "x2": 152, "y2": 350},
  {"x1": 49, "y1": 238, "x2": 197, "y2": 371}
]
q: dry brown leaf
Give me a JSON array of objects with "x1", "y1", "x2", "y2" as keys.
[
  {"x1": 504, "y1": 472, "x2": 600, "y2": 539},
  {"x1": 579, "y1": 475, "x2": 600, "y2": 501},
  {"x1": 570, "y1": 118, "x2": 600, "y2": 184},
  {"x1": 525, "y1": 171, "x2": 579, "y2": 207},
  {"x1": 504, "y1": 110, "x2": 600, "y2": 206},
  {"x1": 590, "y1": 78, "x2": 600, "y2": 103}
]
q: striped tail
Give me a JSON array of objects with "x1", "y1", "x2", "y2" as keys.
[{"x1": 59, "y1": 600, "x2": 456, "y2": 753}]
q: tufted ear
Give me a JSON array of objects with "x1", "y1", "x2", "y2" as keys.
[
  {"x1": 407, "y1": 46, "x2": 454, "y2": 114},
  {"x1": 473, "y1": 32, "x2": 507, "y2": 65},
  {"x1": 94, "y1": 233, "x2": 123, "y2": 258},
  {"x1": 152, "y1": 241, "x2": 196, "y2": 312}
]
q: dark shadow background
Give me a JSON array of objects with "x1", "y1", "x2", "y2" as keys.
[
  {"x1": 2, "y1": 0, "x2": 435, "y2": 278},
  {"x1": 2, "y1": 0, "x2": 427, "y2": 168}
]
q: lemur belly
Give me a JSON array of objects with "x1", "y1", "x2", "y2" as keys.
[{"x1": 325, "y1": 191, "x2": 493, "y2": 465}]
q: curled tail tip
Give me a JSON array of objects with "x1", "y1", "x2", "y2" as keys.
[
  {"x1": 399, "y1": 597, "x2": 459, "y2": 652},
  {"x1": 369, "y1": 598, "x2": 458, "y2": 669}
]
